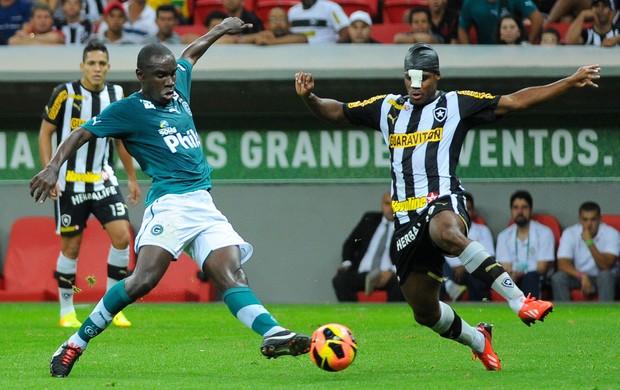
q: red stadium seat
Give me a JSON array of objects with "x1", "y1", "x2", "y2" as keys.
[
  {"x1": 253, "y1": 0, "x2": 298, "y2": 25},
  {"x1": 382, "y1": 0, "x2": 428, "y2": 23},
  {"x1": 601, "y1": 214, "x2": 620, "y2": 232},
  {"x1": 356, "y1": 290, "x2": 388, "y2": 302},
  {"x1": 333, "y1": 0, "x2": 379, "y2": 19},
  {"x1": 174, "y1": 24, "x2": 208, "y2": 37},
  {"x1": 570, "y1": 289, "x2": 598, "y2": 302},
  {"x1": 193, "y1": 0, "x2": 224, "y2": 26},
  {"x1": 370, "y1": 22, "x2": 409, "y2": 43},
  {"x1": 471, "y1": 215, "x2": 487, "y2": 225},
  {"x1": 0, "y1": 216, "x2": 213, "y2": 302}
]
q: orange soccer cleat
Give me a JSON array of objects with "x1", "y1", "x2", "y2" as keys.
[
  {"x1": 472, "y1": 322, "x2": 501, "y2": 371},
  {"x1": 518, "y1": 293, "x2": 554, "y2": 326}
]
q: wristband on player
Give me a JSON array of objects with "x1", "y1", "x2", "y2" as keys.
[{"x1": 585, "y1": 239, "x2": 594, "y2": 247}]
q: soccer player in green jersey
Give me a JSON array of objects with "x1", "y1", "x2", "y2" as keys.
[{"x1": 30, "y1": 17, "x2": 312, "y2": 378}]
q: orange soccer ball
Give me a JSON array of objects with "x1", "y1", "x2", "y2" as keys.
[{"x1": 309, "y1": 323, "x2": 358, "y2": 372}]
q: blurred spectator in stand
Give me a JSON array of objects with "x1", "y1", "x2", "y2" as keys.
[
  {"x1": 147, "y1": 0, "x2": 190, "y2": 24},
  {"x1": 55, "y1": 0, "x2": 93, "y2": 45},
  {"x1": 495, "y1": 191, "x2": 555, "y2": 299},
  {"x1": 288, "y1": 0, "x2": 350, "y2": 43},
  {"x1": 496, "y1": 13, "x2": 528, "y2": 44},
  {"x1": 237, "y1": 7, "x2": 307, "y2": 44},
  {"x1": 458, "y1": 0, "x2": 543, "y2": 44},
  {"x1": 394, "y1": 7, "x2": 442, "y2": 43},
  {"x1": 429, "y1": 0, "x2": 459, "y2": 44},
  {"x1": 142, "y1": 4, "x2": 192, "y2": 44},
  {"x1": 343, "y1": 10, "x2": 379, "y2": 43},
  {"x1": 540, "y1": 26, "x2": 561, "y2": 44},
  {"x1": 332, "y1": 192, "x2": 405, "y2": 302},
  {"x1": 565, "y1": 0, "x2": 620, "y2": 46},
  {"x1": 98, "y1": 0, "x2": 158, "y2": 43},
  {"x1": 9, "y1": 2, "x2": 64, "y2": 44},
  {"x1": 0, "y1": 0, "x2": 32, "y2": 45},
  {"x1": 545, "y1": 0, "x2": 593, "y2": 24},
  {"x1": 551, "y1": 201, "x2": 620, "y2": 302},
  {"x1": 443, "y1": 192, "x2": 493, "y2": 302},
  {"x1": 204, "y1": 10, "x2": 238, "y2": 43},
  {"x1": 86, "y1": 2, "x2": 134, "y2": 44},
  {"x1": 221, "y1": 0, "x2": 263, "y2": 34}
]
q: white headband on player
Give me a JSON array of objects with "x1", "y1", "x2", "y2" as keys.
[{"x1": 407, "y1": 69, "x2": 423, "y2": 88}]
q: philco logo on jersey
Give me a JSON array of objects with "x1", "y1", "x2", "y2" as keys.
[
  {"x1": 389, "y1": 127, "x2": 443, "y2": 148},
  {"x1": 71, "y1": 118, "x2": 88, "y2": 129},
  {"x1": 457, "y1": 90, "x2": 495, "y2": 100},
  {"x1": 140, "y1": 99, "x2": 156, "y2": 109},
  {"x1": 163, "y1": 128, "x2": 201, "y2": 153},
  {"x1": 347, "y1": 94, "x2": 387, "y2": 109}
]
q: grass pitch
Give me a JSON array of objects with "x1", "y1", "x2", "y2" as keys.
[{"x1": 1, "y1": 302, "x2": 619, "y2": 389}]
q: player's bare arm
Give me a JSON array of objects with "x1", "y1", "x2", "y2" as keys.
[
  {"x1": 181, "y1": 17, "x2": 252, "y2": 66},
  {"x1": 30, "y1": 127, "x2": 96, "y2": 203},
  {"x1": 115, "y1": 139, "x2": 141, "y2": 205},
  {"x1": 494, "y1": 65, "x2": 601, "y2": 116},
  {"x1": 38, "y1": 120, "x2": 62, "y2": 200},
  {"x1": 295, "y1": 72, "x2": 349, "y2": 125}
]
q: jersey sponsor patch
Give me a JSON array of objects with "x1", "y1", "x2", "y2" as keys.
[{"x1": 389, "y1": 127, "x2": 443, "y2": 148}]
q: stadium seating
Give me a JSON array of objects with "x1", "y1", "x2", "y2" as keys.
[
  {"x1": 356, "y1": 290, "x2": 388, "y2": 302},
  {"x1": 601, "y1": 214, "x2": 620, "y2": 232},
  {"x1": 370, "y1": 22, "x2": 409, "y2": 43},
  {"x1": 0, "y1": 216, "x2": 213, "y2": 302},
  {"x1": 382, "y1": 0, "x2": 428, "y2": 23},
  {"x1": 175, "y1": 24, "x2": 208, "y2": 37},
  {"x1": 333, "y1": 0, "x2": 379, "y2": 19},
  {"x1": 193, "y1": 0, "x2": 224, "y2": 26},
  {"x1": 253, "y1": 0, "x2": 298, "y2": 25}
]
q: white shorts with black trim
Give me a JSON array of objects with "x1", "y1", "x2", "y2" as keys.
[{"x1": 135, "y1": 189, "x2": 253, "y2": 269}]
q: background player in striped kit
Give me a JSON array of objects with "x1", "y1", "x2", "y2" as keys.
[
  {"x1": 295, "y1": 43, "x2": 601, "y2": 370},
  {"x1": 31, "y1": 17, "x2": 311, "y2": 379},
  {"x1": 39, "y1": 40, "x2": 140, "y2": 329}
]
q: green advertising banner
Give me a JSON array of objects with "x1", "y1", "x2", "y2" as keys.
[{"x1": 1, "y1": 128, "x2": 617, "y2": 183}]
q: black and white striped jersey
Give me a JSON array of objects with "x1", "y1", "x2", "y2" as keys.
[
  {"x1": 581, "y1": 26, "x2": 620, "y2": 46},
  {"x1": 55, "y1": 19, "x2": 93, "y2": 45},
  {"x1": 42, "y1": 80, "x2": 123, "y2": 193},
  {"x1": 343, "y1": 90, "x2": 500, "y2": 225}
]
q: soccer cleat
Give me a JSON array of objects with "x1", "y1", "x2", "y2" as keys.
[
  {"x1": 472, "y1": 322, "x2": 501, "y2": 371},
  {"x1": 59, "y1": 312, "x2": 82, "y2": 328},
  {"x1": 518, "y1": 293, "x2": 553, "y2": 326},
  {"x1": 112, "y1": 311, "x2": 132, "y2": 327},
  {"x1": 261, "y1": 330, "x2": 311, "y2": 359},
  {"x1": 50, "y1": 342, "x2": 83, "y2": 378}
]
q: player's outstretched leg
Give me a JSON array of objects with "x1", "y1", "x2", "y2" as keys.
[
  {"x1": 460, "y1": 242, "x2": 553, "y2": 325},
  {"x1": 222, "y1": 286, "x2": 310, "y2": 358},
  {"x1": 50, "y1": 281, "x2": 133, "y2": 377}
]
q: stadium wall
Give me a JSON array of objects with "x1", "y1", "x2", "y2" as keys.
[{"x1": 0, "y1": 45, "x2": 618, "y2": 303}]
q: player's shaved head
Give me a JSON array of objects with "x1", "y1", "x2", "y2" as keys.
[{"x1": 137, "y1": 43, "x2": 175, "y2": 71}]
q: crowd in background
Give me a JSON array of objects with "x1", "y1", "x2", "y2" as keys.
[{"x1": 1, "y1": 0, "x2": 619, "y2": 46}]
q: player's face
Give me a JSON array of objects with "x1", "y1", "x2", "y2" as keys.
[
  {"x1": 511, "y1": 198, "x2": 531, "y2": 227},
  {"x1": 80, "y1": 50, "x2": 110, "y2": 91},
  {"x1": 404, "y1": 71, "x2": 440, "y2": 106},
  {"x1": 137, "y1": 55, "x2": 177, "y2": 105},
  {"x1": 579, "y1": 209, "x2": 600, "y2": 237}
]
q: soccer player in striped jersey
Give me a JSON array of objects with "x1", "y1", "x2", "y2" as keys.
[
  {"x1": 32, "y1": 17, "x2": 311, "y2": 379},
  {"x1": 39, "y1": 40, "x2": 140, "y2": 329},
  {"x1": 295, "y1": 43, "x2": 601, "y2": 371}
]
